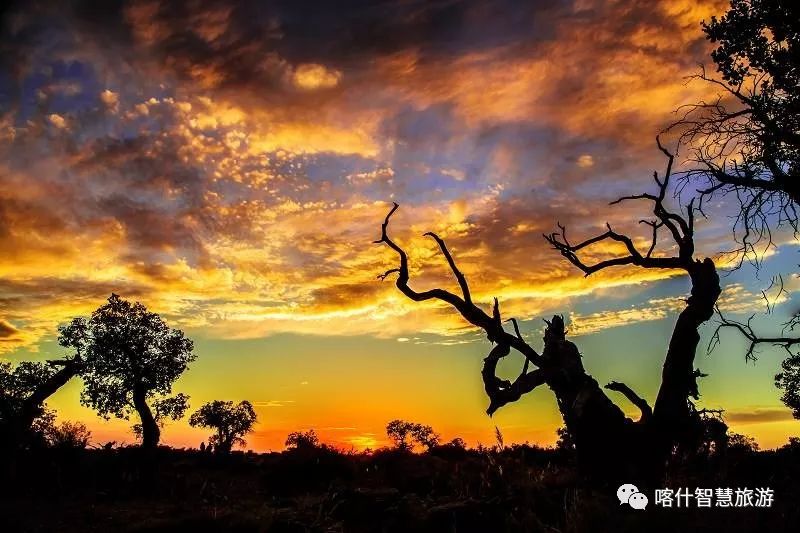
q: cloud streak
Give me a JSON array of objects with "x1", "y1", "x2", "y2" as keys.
[{"x1": 725, "y1": 409, "x2": 795, "y2": 425}]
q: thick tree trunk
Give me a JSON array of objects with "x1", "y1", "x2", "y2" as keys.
[
  {"x1": 218, "y1": 439, "x2": 233, "y2": 454},
  {"x1": 533, "y1": 318, "x2": 639, "y2": 484},
  {"x1": 18, "y1": 362, "x2": 81, "y2": 431},
  {"x1": 651, "y1": 258, "x2": 721, "y2": 462},
  {"x1": 485, "y1": 258, "x2": 721, "y2": 485},
  {"x1": 132, "y1": 384, "x2": 160, "y2": 449},
  {"x1": 216, "y1": 428, "x2": 233, "y2": 454}
]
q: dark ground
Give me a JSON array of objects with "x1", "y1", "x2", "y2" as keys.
[{"x1": 2, "y1": 443, "x2": 799, "y2": 532}]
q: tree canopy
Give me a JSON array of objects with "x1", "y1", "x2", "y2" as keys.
[
  {"x1": 60, "y1": 294, "x2": 195, "y2": 448},
  {"x1": 386, "y1": 420, "x2": 440, "y2": 451},
  {"x1": 189, "y1": 400, "x2": 257, "y2": 453},
  {"x1": 673, "y1": 0, "x2": 800, "y2": 254},
  {"x1": 284, "y1": 429, "x2": 320, "y2": 450}
]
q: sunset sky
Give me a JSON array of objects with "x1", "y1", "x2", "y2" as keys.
[{"x1": 1, "y1": 0, "x2": 799, "y2": 451}]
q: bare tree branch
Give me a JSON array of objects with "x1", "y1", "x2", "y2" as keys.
[
  {"x1": 375, "y1": 202, "x2": 542, "y2": 367},
  {"x1": 666, "y1": 61, "x2": 800, "y2": 263},
  {"x1": 710, "y1": 306, "x2": 800, "y2": 362},
  {"x1": 605, "y1": 381, "x2": 652, "y2": 423},
  {"x1": 424, "y1": 231, "x2": 472, "y2": 304},
  {"x1": 544, "y1": 138, "x2": 696, "y2": 276}
]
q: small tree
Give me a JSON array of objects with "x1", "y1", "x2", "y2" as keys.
[
  {"x1": 411, "y1": 423, "x2": 440, "y2": 450},
  {"x1": 697, "y1": 413, "x2": 729, "y2": 457},
  {"x1": 189, "y1": 400, "x2": 257, "y2": 454},
  {"x1": 447, "y1": 437, "x2": 467, "y2": 449},
  {"x1": 285, "y1": 429, "x2": 320, "y2": 450},
  {"x1": 386, "y1": 419, "x2": 440, "y2": 451},
  {"x1": 386, "y1": 419, "x2": 414, "y2": 450},
  {"x1": 728, "y1": 432, "x2": 760, "y2": 453},
  {"x1": 775, "y1": 356, "x2": 800, "y2": 417},
  {"x1": 60, "y1": 294, "x2": 195, "y2": 449}
]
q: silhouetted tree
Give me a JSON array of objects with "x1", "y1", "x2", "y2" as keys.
[
  {"x1": 447, "y1": 437, "x2": 467, "y2": 449},
  {"x1": 386, "y1": 420, "x2": 414, "y2": 450},
  {"x1": 189, "y1": 400, "x2": 257, "y2": 454},
  {"x1": 60, "y1": 294, "x2": 195, "y2": 449},
  {"x1": 0, "y1": 357, "x2": 82, "y2": 449},
  {"x1": 775, "y1": 356, "x2": 800, "y2": 417},
  {"x1": 411, "y1": 423, "x2": 440, "y2": 451},
  {"x1": 386, "y1": 419, "x2": 440, "y2": 451},
  {"x1": 781, "y1": 435, "x2": 800, "y2": 450},
  {"x1": 285, "y1": 429, "x2": 320, "y2": 450},
  {"x1": 669, "y1": 0, "x2": 800, "y2": 420},
  {"x1": 28, "y1": 408, "x2": 57, "y2": 448},
  {"x1": 728, "y1": 432, "x2": 760, "y2": 452},
  {"x1": 377, "y1": 140, "x2": 721, "y2": 483},
  {"x1": 697, "y1": 412, "x2": 730, "y2": 457},
  {"x1": 672, "y1": 0, "x2": 800, "y2": 245}
]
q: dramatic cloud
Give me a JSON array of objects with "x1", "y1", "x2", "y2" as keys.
[{"x1": 0, "y1": 0, "x2": 787, "y2": 358}]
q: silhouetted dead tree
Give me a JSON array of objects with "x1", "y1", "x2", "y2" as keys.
[{"x1": 376, "y1": 140, "x2": 720, "y2": 484}]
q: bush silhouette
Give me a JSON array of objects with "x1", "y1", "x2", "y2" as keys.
[
  {"x1": 45, "y1": 421, "x2": 92, "y2": 449},
  {"x1": 285, "y1": 429, "x2": 320, "y2": 450}
]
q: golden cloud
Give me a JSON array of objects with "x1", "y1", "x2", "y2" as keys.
[
  {"x1": 290, "y1": 64, "x2": 343, "y2": 91},
  {"x1": 2, "y1": 0, "x2": 783, "y2": 358}
]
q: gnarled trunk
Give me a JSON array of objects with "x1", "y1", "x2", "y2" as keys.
[
  {"x1": 651, "y1": 258, "x2": 721, "y2": 467},
  {"x1": 376, "y1": 142, "x2": 720, "y2": 485},
  {"x1": 483, "y1": 258, "x2": 720, "y2": 485},
  {"x1": 132, "y1": 383, "x2": 160, "y2": 449}
]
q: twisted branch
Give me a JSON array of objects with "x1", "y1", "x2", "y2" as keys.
[
  {"x1": 375, "y1": 202, "x2": 542, "y2": 367},
  {"x1": 709, "y1": 306, "x2": 800, "y2": 362},
  {"x1": 605, "y1": 381, "x2": 652, "y2": 423},
  {"x1": 375, "y1": 203, "x2": 547, "y2": 415},
  {"x1": 544, "y1": 137, "x2": 696, "y2": 276}
]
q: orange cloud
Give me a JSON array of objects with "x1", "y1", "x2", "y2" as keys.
[{"x1": 1, "y1": 0, "x2": 781, "y2": 355}]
